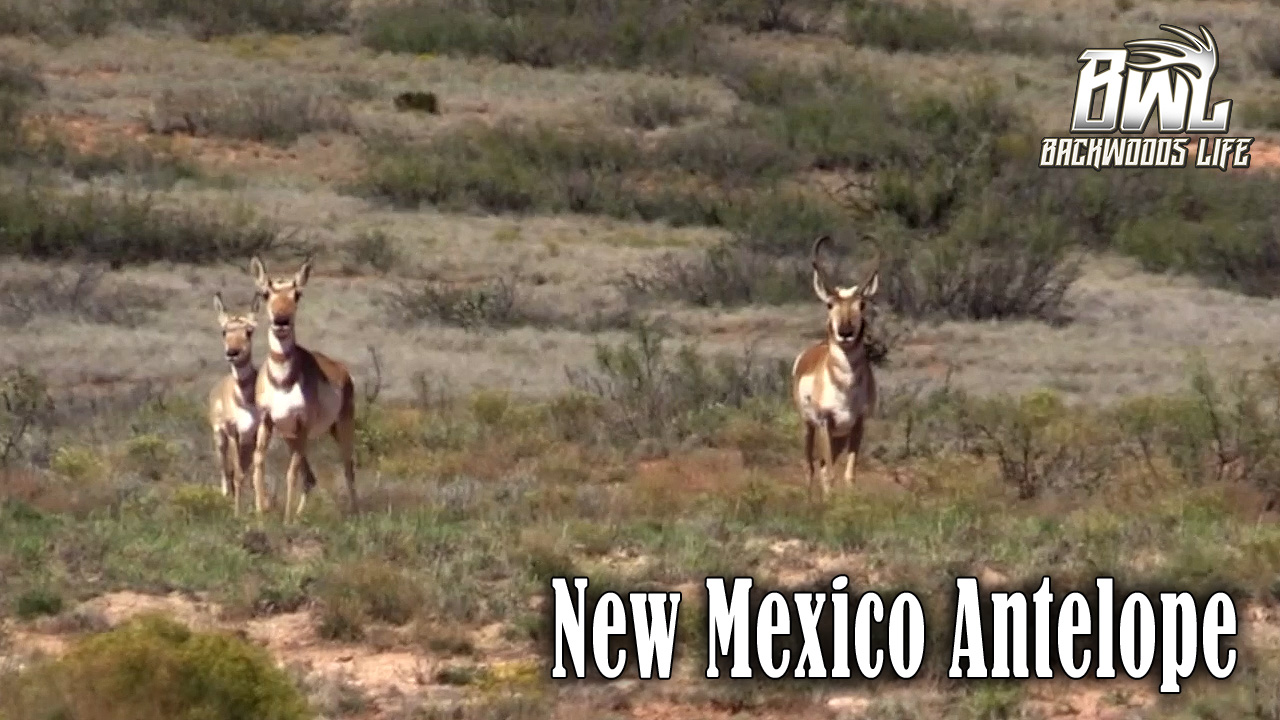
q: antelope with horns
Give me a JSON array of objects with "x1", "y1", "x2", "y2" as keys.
[
  {"x1": 791, "y1": 235, "x2": 880, "y2": 499},
  {"x1": 248, "y1": 256, "x2": 358, "y2": 521}
]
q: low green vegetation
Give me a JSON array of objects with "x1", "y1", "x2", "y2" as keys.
[{"x1": 0, "y1": 615, "x2": 312, "y2": 720}]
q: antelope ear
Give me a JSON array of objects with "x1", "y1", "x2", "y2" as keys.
[
  {"x1": 294, "y1": 259, "x2": 312, "y2": 288},
  {"x1": 249, "y1": 256, "x2": 268, "y2": 290},
  {"x1": 213, "y1": 292, "x2": 228, "y2": 324},
  {"x1": 860, "y1": 270, "x2": 879, "y2": 299},
  {"x1": 812, "y1": 269, "x2": 833, "y2": 304}
]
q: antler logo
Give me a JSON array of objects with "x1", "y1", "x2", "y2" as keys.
[
  {"x1": 1072, "y1": 24, "x2": 1229, "y2": 134},
  {"x1": 1041, "y1": 24, "x2": 1252, "y2": 170}
]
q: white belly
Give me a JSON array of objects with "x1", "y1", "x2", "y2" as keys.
[
  {"x1": 232, "y1": 404, "x2": 260, "y2": 440},
  {"x1": 268, "y1": 383, "x2": 307, "y2": 432},
  {"x1": 796, "y1": 372, "x2": 868, "y2": 434}
]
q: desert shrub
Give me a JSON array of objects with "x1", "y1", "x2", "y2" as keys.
[
  {"x1": 0, "y1": 184, "x2": 281, "y2": 267},
  {"x1": 14, "y1": 587, "x2": 63, "y2": 619},
  {"x1": 169, "y1": 484, "x2": 230, "y2": 521},
  {"x1": 50, "y1": 445, "x2": 105, "y2": 482},
  {"x1": 567, "y1": 322, "x2": 790, "y2": 445},
  {"x1": 386, "y1": 277, "x2": 552, "y2": 329},
  {"x1": 123, "y1": 433, "x2": 179, "y2": 481},
  {"x1": 358, "y1": 122, "x2": 644, "y2": 213},
  {"x1": 0, "y1": 614, "x2": 311, "y2": 720},
  {"x1": 959, "y1": 389, "x2": 1118, "y2": 500},
  {"x1": 880, "y1": 194, "x2": 1082, "y2": 322},
  {"x1": 727, "y1": 190, "x2": 851, "y2": 256},
  {"x1": 653, "y1": 123, "x2": 799, "y2": 182},
  {"x1": 1114, "y1": 361, "x2": 1280, "y2": 496},
  {"x1": 707, "y1": 0, "x2": 837, "y2": 33},
  {"x1": 1034, "y1": 169, "x2": 1280, "y2": 297},
  {"x1": 845, "y1": 0, "x2": 979, "y2": 53},
  {"x1": 610, "y1": 85, "x2": 712, "y2": 130},
  {"x1": 747, "y1": 66, "x2": 918, "y2": 171},
  {"x1": 877, "y1": 380, "x2": 977, "y2": 460},
  {"x1": 149, "y1": 84, "x2": 354, "y2": 146},
  {"x1": 316, "y1": 561, "x2": 424, "y2": 637},
  {"x1": 1238, "y1": 96, "x2": 1280, "y2": 130},
  {"x1": 0, "y1": 55, "x2": 43, "y2": 98},
  {"x1": 340, "y1": 76, "x2": 383, "y2": 101},
  {"x1": 0, "y1": 54, "x2": 44, "y2": 161},
  {"x1": 844, "y1": 0, "x2": 1070, "y2": 55},
  {"x1": 0, "y1": 367, "x2": 54, "y2": 467},
  {"x1": 360, "y1": 0, "x2": 708, "y2": 71},
  {"x1": 1254, "y1": 25, "x2": 1280, "y2": 79},
  {"x1": 36, "y1": 136, "x2": 202, "y2": 188},
  {"x1": 0, "y1": 0, "x2": 349, "y2": 40},
  {"x1": 0, "y1": 264, "x2": 166, "y2": 327},
  {"x1": 620, "y1": 242, "x2": 808, "y2": 307},
  {"x1": 342, "y1": 229, "x2": 402, "y2": 275}
]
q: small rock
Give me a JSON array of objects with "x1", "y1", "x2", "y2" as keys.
[
  {"x1": 978, "y1": 566, "x2": 1009, "y2": 588},
  {"x1": 826, "y1": 695, "x2": 870, "y2": 716}
]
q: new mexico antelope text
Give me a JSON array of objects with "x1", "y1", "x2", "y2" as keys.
[{"x1": 548, "y1": 576, "x2": 1239, "y2": 693}]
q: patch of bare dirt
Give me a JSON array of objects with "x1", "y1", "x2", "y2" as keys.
[
  {"x1": 29, "y1": 113, "x2": 366, "y2": 185},
  {"x1": 1248, "y1": 138, "x2": 1280, "y2": 170},
  {"x1": 1024, "y1": 682, "x2": 1154, "y2": 720},
  {"x1": 1189, "y1": 136, "x2": 1280, "y2": 171},
  {"x1": 3, "y1": 586, "x2": 1274, "y2": 718},
  {"x1": 0, "y1": 591, "x2": 535, "y2": 718}
]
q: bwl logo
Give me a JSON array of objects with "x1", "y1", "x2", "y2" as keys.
[{"x1": 1040, "y1": 24, "x2": 1252, "y2": 170}]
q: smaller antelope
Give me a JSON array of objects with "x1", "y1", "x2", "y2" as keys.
[
  {"x1": 791, "y1": 235, "x2": 880, "y2": 499},
  {"x1": 207, "y1": 291, "x2": 262, "y2": 514},
  {"x1": 249, "y1": 256, "x2": 358, "y2": 521}
]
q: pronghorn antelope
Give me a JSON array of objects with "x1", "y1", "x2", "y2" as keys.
[
  {"x1": 248, "y1": 256, "x2": 358, "y2": 521},
  {"x1": 791, "y1": 235, "x2": 880, "y2": 499},
  {"x1": 208, "y1": 291, "x2": 316, "y2": 515},
  {"x1": 207, "y1": 291, "x2": 263, "y2": 514}
]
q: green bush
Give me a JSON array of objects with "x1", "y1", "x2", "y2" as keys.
[
  {"x1": 567, "y1": 322, "x2": 790, "y2": 446},
  {"x1": 15, "y1": 587, "x2": 63, "y2": 619},
  {"x1": 0, "y1": 184, "x2": 281, "y2": 267},
  {"x1": 0, "y1": 614, "x2": 311, "y2": 720},
  {"x1": 609, "y1": 85, "x2": 711, "y2": 130},
  {"x1": 653, "y1": 123, "x2": 799, "y2": 182},
  {"x1": 148, "y1": 84, "x2": 354, "y2": 146},
  {"x1": 1253, "y1": 25, "x2": 1280, "y2": 79},
  {"x1": 0, "y1": 54, "x2": 44, "y2": 162},
  {"x1": 880, "y1": 191, "x2": 1082, "y2": 322},
  {"x1": 707, "y1": 0, "x2": 837, "y2": 33},
  {"x1": 845, "y1": 0, "x2": 980, "y2": 53},
  {"x1": 315, "y1": 561, "x2": 424, "y2": 637},
  {"x1": 620, "y1": 242, "x2": 809, "y2": 307},
  {"x1": 1019, "y1": 167, "x2": 1280, "y2": 297},
  {"x1": 386, "y1": 277, "x2": 546, "y2": 329},
  {"x1": 0, "y1": 0, "x2": 349, "y2": 40},
  {"x1": 358, "y1": 122, "x2": 644, "y2": 213},
  {"x1": 361, "y1": 0, "x2": 708, "y2": 71},
  {"x1": 844, "y1": 0, "x2": 1073, "y2": 56}
]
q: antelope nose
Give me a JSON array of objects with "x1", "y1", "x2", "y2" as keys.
[{"x1": 225, "y1": 349, "x2": 238, "y2": 359}]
